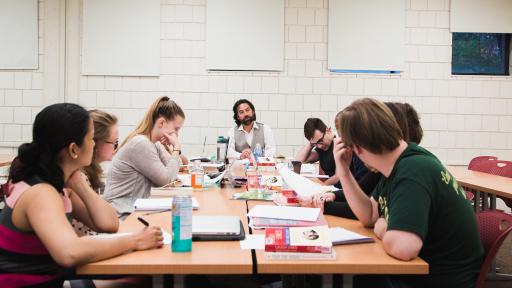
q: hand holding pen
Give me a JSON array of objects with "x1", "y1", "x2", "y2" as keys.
[{"x1": 133, "y1": 217, "x2": 164, "y2": 250}]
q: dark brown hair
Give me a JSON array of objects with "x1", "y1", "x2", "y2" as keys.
[{"x1": 303, "y1": 118, "x2": 327, "y2": 140}]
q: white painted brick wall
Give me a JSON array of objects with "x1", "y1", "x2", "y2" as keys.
[{"x1": 1, "y1": 0, "x2": 511, "y2": 164}]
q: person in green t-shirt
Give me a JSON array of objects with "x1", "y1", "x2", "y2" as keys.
[{"x1": 333, "y1": 98, "x2": 483, "y2": 288}]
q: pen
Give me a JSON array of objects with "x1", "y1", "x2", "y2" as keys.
[
  {"x1": 142, "y1": 209, "x2": 172, "y2": 216},
  {"x1": 137, "y1": 217, "x2": 149, "y2": 227}
]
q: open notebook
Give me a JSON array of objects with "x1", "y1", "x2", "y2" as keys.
[{"x1": 133, "y1": 197, "x2": 199, "y2": 211}]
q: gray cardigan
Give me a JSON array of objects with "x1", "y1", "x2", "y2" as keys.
[{"x1": 103, "y1": 135, "x2": 180, "y2": 216}]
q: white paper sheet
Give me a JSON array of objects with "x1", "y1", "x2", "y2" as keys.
[
  {"x1": 278, "y1": 166, "x2": 324, "y2": 197},
  {"x1": 301, "y1": 174, "x2": 329, "y2": 179},
  {"x1": 247, "y1": 205, "x2": 320, "y2": 222},
  {"x1": 329, "y1": 227, "x2": 372, "y2": 245},
  {"x1": 300, "y1": 163, "x2": 318, "y2": 174},
  {"x1": 133, "y1": 197, "x2": 199, "y2": 210},
  {"x1": 161, "y1": 228, "x2": 172, "y2": 245},
  {"x1": 240, "y1": 234, "x2": 265, "y2": 250}
]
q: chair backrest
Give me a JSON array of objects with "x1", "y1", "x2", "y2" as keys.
[
  {"x1": 470, "y1": 160, "x2": 512, "y2": 178},
  {"x1": 468, "y1": 156, "x2": 498, "y2": 170},
  {"x1": 475, "y1": 210, "x2": 512, "y2": 288}
]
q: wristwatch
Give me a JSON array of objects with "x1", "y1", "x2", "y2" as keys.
[{"x1": 172, "y1": 149, "x2": 181, "y2": 155}]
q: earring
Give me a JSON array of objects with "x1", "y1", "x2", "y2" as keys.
[{"x1": 73, "y1": 155, "x2": 78, "y2": 159}]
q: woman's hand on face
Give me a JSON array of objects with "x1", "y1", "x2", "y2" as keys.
[
  {"x1": 133, "y1": 226, "x2": 164, "y2": 251},
  {"x1": 161, "y1": 132, "x2": 179, "y2": 147},
  {"x1": 65, "y1": 170, "x2": 89, "y2": 195}
]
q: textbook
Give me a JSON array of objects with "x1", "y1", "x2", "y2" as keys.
[
  {"x1": 260, "y1": 175, "x2": 283, "y2": 190},
  {"x1": 133, "y1": 197, "x2": 199, "y2": 211},
  {"x1": 265, "y1": 250, "x2": 337, "y2": 261},
  {"x1": 273, "y1": 189, "x2": 299, "y2": 206},
  {"x1": 257, "y1": 157, "x2": 277, "y2": 172},
  {"x1": 265, "y1": 225, "x2": 332, "y2": 254}
]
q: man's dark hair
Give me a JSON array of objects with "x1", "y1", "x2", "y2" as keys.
[
  {"x1": 304, "y1": 118, "x2": 327, "y2": 140},
  {"x1": 232, "y1": 99, "x2": 256, "y2": 126}
]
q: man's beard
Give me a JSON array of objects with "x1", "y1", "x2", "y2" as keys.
[{"x1": 241, "y1": 116, "x2": 254, "y2": 125}]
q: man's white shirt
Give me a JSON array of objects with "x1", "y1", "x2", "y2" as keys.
[{"x1": 226, "y1": 122, "x2": 276, "y2": 159}]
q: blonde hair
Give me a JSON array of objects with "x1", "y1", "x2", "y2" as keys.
[
  {"x1": 120, "y1": 96, "x2": 185, "y2": 148},
  {"x1": 83, "y1": 110, "x2": 118, "y2": 191},
  {"x1": 337, "y1": 98, "x2": 403, "y2": 154}
]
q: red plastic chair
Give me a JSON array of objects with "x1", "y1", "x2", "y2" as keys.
[
  {"x1": 468, "y1": 156, "x2": 498, "y2": 170},
  {"x1": 475, "y1": 210, "x2": 512, "y2": 288},
  {"x1": 466, "y1": 156, "x2": 498, "y2": 202}
]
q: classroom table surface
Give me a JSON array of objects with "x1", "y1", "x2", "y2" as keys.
[
  {"x1": 78, "y1": 165, "x2": 428, "y2": 277},
  {"x1": 447, "y1": 165, "x2": 512, "y2": 199},
  {"x1": 0, "y1": 154, "x2": 14, "y2": 167},
  {"x1": 77, "y1": 186, "x2": 253, "y2": 275},
  {"x1": 247, "y1": 201, "x2": 429, "y2": 275}
]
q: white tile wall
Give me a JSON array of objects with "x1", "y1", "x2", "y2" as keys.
[{"x1": 0, "y1": 0, "x2": 511, "y2": 164}]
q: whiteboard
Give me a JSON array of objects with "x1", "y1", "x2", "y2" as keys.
[
  {"x1": 0, "y1": 0, "x2": 38, "y2": 69},
  {"x1": 328, "y1": 0, "x2": 405, "y2": 72},
  {"x1": 82, "y1": 0, "x2": 160, "y2": 76},
  {"x1": 206, "y1": 0, "x2": 284, "y2": 71},
  {"x1": 451, "y1": 0, "x2": 512, "y2": 33}
]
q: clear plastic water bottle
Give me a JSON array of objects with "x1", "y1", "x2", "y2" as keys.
[
  {"x1": 253, "y1": 143, "x2": 263, "y2": 161},
  {"x1": 191, "y1": 160, "x2": 204, "y2": 191},
  {"x1": 216, "y1": 136, "x2": 228, "y2": 164},
  {"x1": 172, "y1": 195, "x2": 192, "y2": 252}
]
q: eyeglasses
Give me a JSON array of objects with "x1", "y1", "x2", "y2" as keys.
[
  {"x1": 104, "y1": 139, "x2": 119, "y2": 150},
  {"x1": 310, "y1": 132, "x2": 326, "y2": 147}
]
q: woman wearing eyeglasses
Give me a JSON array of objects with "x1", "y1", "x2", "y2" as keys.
[
  {"x1": 83, "y1": 109, "x2": 119, "y2": 194},
  {"x1": 73, "y1": 110, "x2": 119, "y2": 237}
]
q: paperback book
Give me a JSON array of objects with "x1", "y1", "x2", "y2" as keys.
[{"x1": 265, "y1": 225, "x2": 332, "y2": 254}]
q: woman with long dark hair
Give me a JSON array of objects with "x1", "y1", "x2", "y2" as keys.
[{"x1": 0, "y1": 103, "x2": 162, "y2": 287}]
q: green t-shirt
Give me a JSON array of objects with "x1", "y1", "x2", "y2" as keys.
[{"x1": 372, "y1": 143, "x2": 483, "y2": 287}]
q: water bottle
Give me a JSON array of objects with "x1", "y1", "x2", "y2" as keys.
[
  {"x1": 253, "y1": 143, "x2": 263, "y2": 162},
  {"x1": 191, "y1": 160, "x2": 204, "y2": 191},
  {"x1": 216, "y1": 136, "x2": 228, "y2": 164},
  {"x1": 172, "y1": 195, "x2": 192, "y2": 252}
]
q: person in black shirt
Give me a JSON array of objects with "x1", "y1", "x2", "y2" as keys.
[{"x1": 295, "y1": 118, "x2": 380, "y2": 219}]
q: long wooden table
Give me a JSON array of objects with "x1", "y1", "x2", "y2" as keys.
[
  {"x1": 77, "y1": 166, "x2": 428, "y2": 285},
  {"x1": 447, "y1": 165, "x2": 512, "y2": 210},
  {"x1": 247, "y1": 201, "x2": 428, "y2": 275},
  {"x1": 77, "y1": 186, "x2": 253, "y2": 275}
]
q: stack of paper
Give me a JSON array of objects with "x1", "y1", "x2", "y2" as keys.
[
  {"x1": 247, "y1": 205, "x2": 320, "y2": 222},
  {"x1": 329, "y1": 227, "x2": 374, "y2": 245},
  {"x1": 247, "y1": 205, "x2": 323, "y2": 229},
  {"x1": 133, "y1": 197, "x2": 199, "y2": 211}
]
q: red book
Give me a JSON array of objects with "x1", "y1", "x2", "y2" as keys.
[
  {"x1": 273, "y1": 190, "x2": 299, "y2": 206},
  {"x1": 264, "y1": 225, "x2": 332, "y2": 254}
]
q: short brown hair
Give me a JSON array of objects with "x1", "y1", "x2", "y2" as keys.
[{"x1": 337, "y1": 98, "x2": 403, "y2": 154}]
